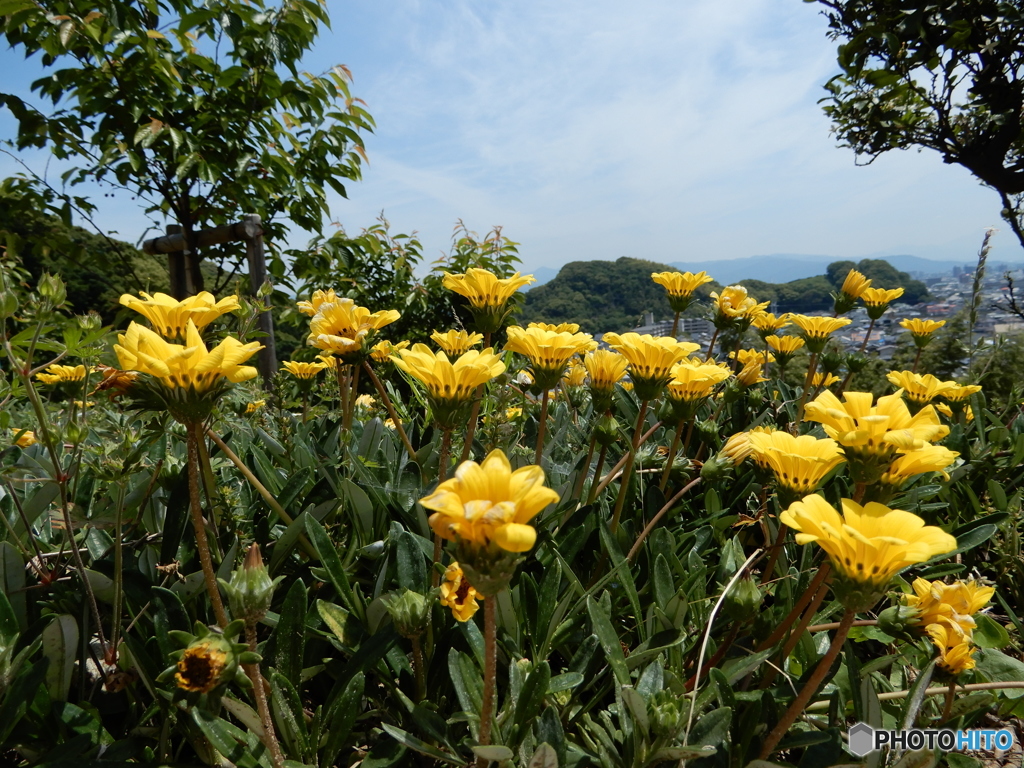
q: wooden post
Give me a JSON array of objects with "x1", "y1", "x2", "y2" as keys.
[
  {"x1": 244, "y1": 214, "x2": 277, "y2": 388},
  {"x1": 165, "y1": 224, "x2": 188, "y2": 299}
]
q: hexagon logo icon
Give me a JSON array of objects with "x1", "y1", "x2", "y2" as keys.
[{"x1": 848, "y1": 722, "x2": 875, "y2": 756}]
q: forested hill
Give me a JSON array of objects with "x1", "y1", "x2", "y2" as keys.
[{"x1": 519, "y1": 256, "x2": 930, "y2": 333}]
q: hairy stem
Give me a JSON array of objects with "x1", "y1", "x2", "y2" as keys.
[
  {"x1": 476, "y1": 597, "x2": 498, "y2": 767},
  {"x1": 187, "y1": 423, "x2": 228, "y2": 628},
  {"x1": 245, "y1": 623, "x2": 285, "y2": 768},
  {"x1": 610, "y1": 399, "x2": 649, "y2": 533}
]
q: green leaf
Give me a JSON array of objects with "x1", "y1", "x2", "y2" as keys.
[
  {"x1": 900, "y1": 658, "x2": 935, "y2": 730},
  {"x1": 973, "y1": 613, "x2": 1011, "y2": 649},
  {"x1": 687, "y1": 705, "x2": 730, "y2": 747},
  {"x1": 322, "y1": 672, "x2": 365, "y2": 767},
  {"x1": 272, "y1": 580, "x2": 307, "y2": 686},
  {"x1": 306, "y1": 516, "x2": 364, "y2": 624},
  {"x1": 513, "y1": 660, "x2": 551, "y2": 736},
  {"x1": 973, "y1": 648, "x2": 1024, "y2": 698},
  {"x1": 42, "y1": 614, "x2": 78, "y2": 702},
  {"x1": 527, "y1": 743, "x2": 559, "y2": 768},
  {"x1": 396, "y1": 529, "x2": 426, "y2": 593},
  {"x1": 270, "y1": 670, "x2": 309, "y2": 760},
  {"x1": 316, "y1": 600, "x2": 350, "y2": 645},
  {"x1": 380, "y1": 724, "x2": 468, "y2": 766},
  {"x1": 472, "y1": 746, "x2": 513, "y2": 761},
  {"x1": 546, "y1": 671, "x2": 584, "y2": 693},
  {"x1": 587, "y1": 596, "x2": 631, "y2": 687},
  {"x1": 191, "y1": 709, "x2": 260, "y2": 768}
]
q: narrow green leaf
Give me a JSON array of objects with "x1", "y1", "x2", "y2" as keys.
[{"x1": 586, "y1": 596, "x2": 630, "y2": 686}]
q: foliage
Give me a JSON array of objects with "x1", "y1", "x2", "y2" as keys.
[
  {"x1": 1, "y1": 260, "x2": 1021, "y2": 768},
  {"x1": 812, "y1": 0, "x2": 1024, "y2": 252},
  {"x1": 825, "y1": 257, "x2": 930, "y2": 304},
  {"x1": 1, "y1": 0, "x2": 373, "y2": 290}
]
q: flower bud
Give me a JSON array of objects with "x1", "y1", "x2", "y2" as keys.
[
  {"x1": 649, "y1": 690, "x2": 684, "y2": 739},
  {"x1": 37, "y1": 273, "x2": 67, "y2": 308},
  {"x1": 221, "y1": 544, "x2": 281, "y2": 625},
  {"x1": 382, "y1": 589, "x2": 431, "y2": 639},
  {"x1": 700, "y1": 454, "x2": 732, "y2": 483},
  {"x1": 77, "y1": 312, "x2": 102, "y2": 330},
  {"x1": 818, "y1": 349, "x2": 844, "y2": 375},
  {"x1": 845, "y1": 352, "x2": 868, "y2": 374},
  {"x1": 0, "y1": 289, "x2": 18, "y2": 320},
  {"x1": 876, "y1": 604, "x2": 921, "y2": 641},
  {"x1": 594, "y1": 413, "x2": 620, "y2": 446},
  {"x1": 722, "y1": 575, "x2": 763, "y2": 622}
]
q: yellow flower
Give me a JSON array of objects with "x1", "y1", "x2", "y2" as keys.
[
  {"x1": 720, "y1": 432, "x2": 755, "y2": 466},
  {"x1": 729, "y1": 348, "x2": 775, "y2": 366},
  {"x1": 926, "y1": 622, "x2": 978, "y2": 675},
  {"x1": 752, "y1": 312, "x2": 790, "y2": 335},
  {"x1": 860, "y1": 287, "x2": 904, "y2": 320},
  {"x1": 886, "y1": 371, "x2": 957, "y2": 407},
  {"x1": 601, "y1": 332, "x2": 699, "y2": 400},
  {"x1": 651, "y1": 271, "x2": 713, "y2": 312},
  {"x1": 316, "y1": 353, "x2": 338, "y2": 370},
  {"x1": 72, "y1": 400, "x2": 96, "y2": 409},
  {"x1": 620, "y1": 380, "x2": 634, "y2": 392},
  {"x1": 900, "y1": 318, "x2": 945, "y2": 347},
  {"x1": 935, "y1": 402, "x2": 974, "y2": 422},
  {"x1": 13, "y1": 429, "x2": 36, "y2": 448},
  {"x1": 528, "y1": 321, "x2": 581, "y2": 334},
  {"x1": 879, "y1": 445, "x2": 959, "y2": 488},
  {"x1": 504, "y1": 326, "x2": 596, "y2": 391},
  {"x1": 811, "y1": 372, "x2": 840, "y2": 388},
  {"x1": 246, "y1": 400, "x2": 265, "y2": 414},
  {"x1": 789, "y1": 314, "x2": 853, "y2": 353},
  {"x1": 442, "y1": 269, "x2": 535, "y2": 333},
  {"x1": 709, "y1": 285, "x2": 769, "y2": 328},
  {"x1": 941, "y1": 383, "x2": 982, "y2": 403},
  {"x1": 35, "y1": 364, "x2": 87, "y2": 385},
  {"x1": 765, "y1": 334, "x2": 805, "y2": 366},
  {"x1": 114, "y1": 320, "x2": 262, "y2": 420},
  {"x1": 370, "y1": 339, "x2": 409, "y2": 363},
  {"x1": 840, "y1": 269, "x2": 872, "y2": 300},
  {"x1": 431, "y1": 329, "x2": 484, "y2": 356},
  {"x1": 384, "y1": 418, "x2": 397, "y2": 430},
  {"x1": 780, "y1": 494, "x2": 956, "y2": 607},
  {"x1": 296, "y1": 288, "x2": 340, "y2": 316},
  {"x1": 281, "y1": 360, "x2": 329, "y2": 379},
  {"x1": 392, "y1": 344, "x2": 506, "y2": 428},
  {"x1": 666, "y1": 360, "x2": 731, "y2": 405},
  {"x1": 419, "y1": 449, "x2": 560, "y2": 554},
  {"x1": 584, "y1": 350, "x2": 628, "y2": 393},
  {"x1": 439, "y1": 562, "x2": 482, "y2": 622},
  {"x1": 355, "y1": 394, "x2": 375, "y2": 408},
  {"x1": 175, "y1": 638, "x2": 230, "y2": 693},
  {"x1": 736, "y1": 360, "x2": 767, "y2": 387},
  {"x1": 562, "y1": 359, "x2": 587, "y2": 387},
  {"x1": 747, "y1": 432, "x2": 845, "y2": 500},
  {"x1": 505, "y1": 406, "x2": 523, "y2": 420},
  {"x1": 306, "y1": 299, "x2": 401, "y2": 362},
  {"x1": 804, "y1": 389, "x2": 948, "y2": 483},
  {"x1": 905, "y1": 578, "x2": 994, "y2": 636},
  {"x1": 120, "y1": 291, "x2": 240, "y2": 339}
]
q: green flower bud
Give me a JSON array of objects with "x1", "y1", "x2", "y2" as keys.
[
  {"x1": 649, "y1": 690, "x2": 684, "y2": 739},
  {"x1": 722, "y1": 575, "x2": 763, "y2": 622},
  {"x1": 876, "y1": 604, "x2": 921, "y2": 641},
  {"x1": 845, "y1": 352, "x2": 868, "y2": 374},
  {"x1": 0, "y1": 289, "x2": 18, "y2": 320},
  {"x1": 381, "y1": 589, "x2": 431, "y2": 639},
  {"x1": 220, "y1": 544, "x2": 282, "y2": 625},
  {"x1": 594, "y1": 413, "x2": 620, "y2": 446},
  {"x1": 818, "y1": 348, "x2": 844, "y2": 375},
  {"x1": 37, "y1": 273, "x2": 67, "y2": 308},
  {"x1": 77, "y1": 311, "x2": 102, "y2": 330},
  {"x1": 699, "y1": 454, "x2": 732, "y2": 483}
]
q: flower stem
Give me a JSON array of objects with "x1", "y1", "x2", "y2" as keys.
[
  {"x1": 658, "y1": 418, "x2": 685, "y2": 491},
  {"x1": 759, "y1": 523, "x2": 788, "y2": 585},
  {"x1": 411, "y1": 635, "x2": 427, "y2": 703},
  {"x1": 186, "y1": 423, "x2": 228, "y2": 628},
  {"x1": 589, "y1": 420, "x2": 662, "y2": 499},
  {"x1": 477, "y1": 597, "x2": 498, "y2": 767},
  {"x1": 610, "y1": 399, "x2": 649, "y2": 533},
  {"x1": 627, "y1": 477, "x2": 701, "y2": 561},
  {"x1": 572, "y1": 435, "x2": 597, "y2": 501},
  {"x1": 793, "y1": 350, "x2": 819, "y2": 430},
  {"x1": 705, "y1": 327, "x2": 720, "y2": 362},
  {"x1": 759, "y1": 608, "x2": 855, "y2": 759},
  {"x1": 245, "y1": 623, "x2": 285, "y2": 768},
  {"x1": 431, "y1": 429, "x2": 453, "y2": 589},
  {"x1": 912, "y1": 347, "x2": 922, "y2": 374},
  {"x1": 363, "y1": 362, "x2": 419, "y2": 466},
  {"x1": 461, "y1": 332, "x2": 492, "y2": 463},
  {"x1": 535, "y1": 389, "x2": 550, "y2": 465},
  {"x1": 671, "y1": 311, "x2": 680, "y2": 338},
  {"x1": 585, "y1": 444, "x2": 609, "y2": 506},
  {"x1": 755, "y1": 562, "x2": 832, "y2": 652}
]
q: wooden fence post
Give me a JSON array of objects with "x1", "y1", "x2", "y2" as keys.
[
  {"x1": 244, "y1": 214, "x2": 277, "y2": 388},
  {"x1": 165, "y1": 224, "x2": 188, "y2": 300}
]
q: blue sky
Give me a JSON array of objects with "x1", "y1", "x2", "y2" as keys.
[{"x1": 1, "y1": 0, "x2": 1017, "y2": 273}]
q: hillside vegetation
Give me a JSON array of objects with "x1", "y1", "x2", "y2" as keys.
[{"x1": 522, "y1": 255, "x2": 930, "y2": 332}]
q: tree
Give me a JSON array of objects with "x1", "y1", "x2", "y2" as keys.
[
  {"x1": 813, "y1": 1, "x2": 1024, "y2": 248},
  {"x1": 1, "y1": 0, "x2": 373, "y2": 295}
]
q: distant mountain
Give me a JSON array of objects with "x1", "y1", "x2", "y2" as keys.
[
  {"x1": 522, "y1": 266, "x2": 559, "y2": 290},
  {"x1": 666, "y1": 254, "x2": 971, "y2": 285}
]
